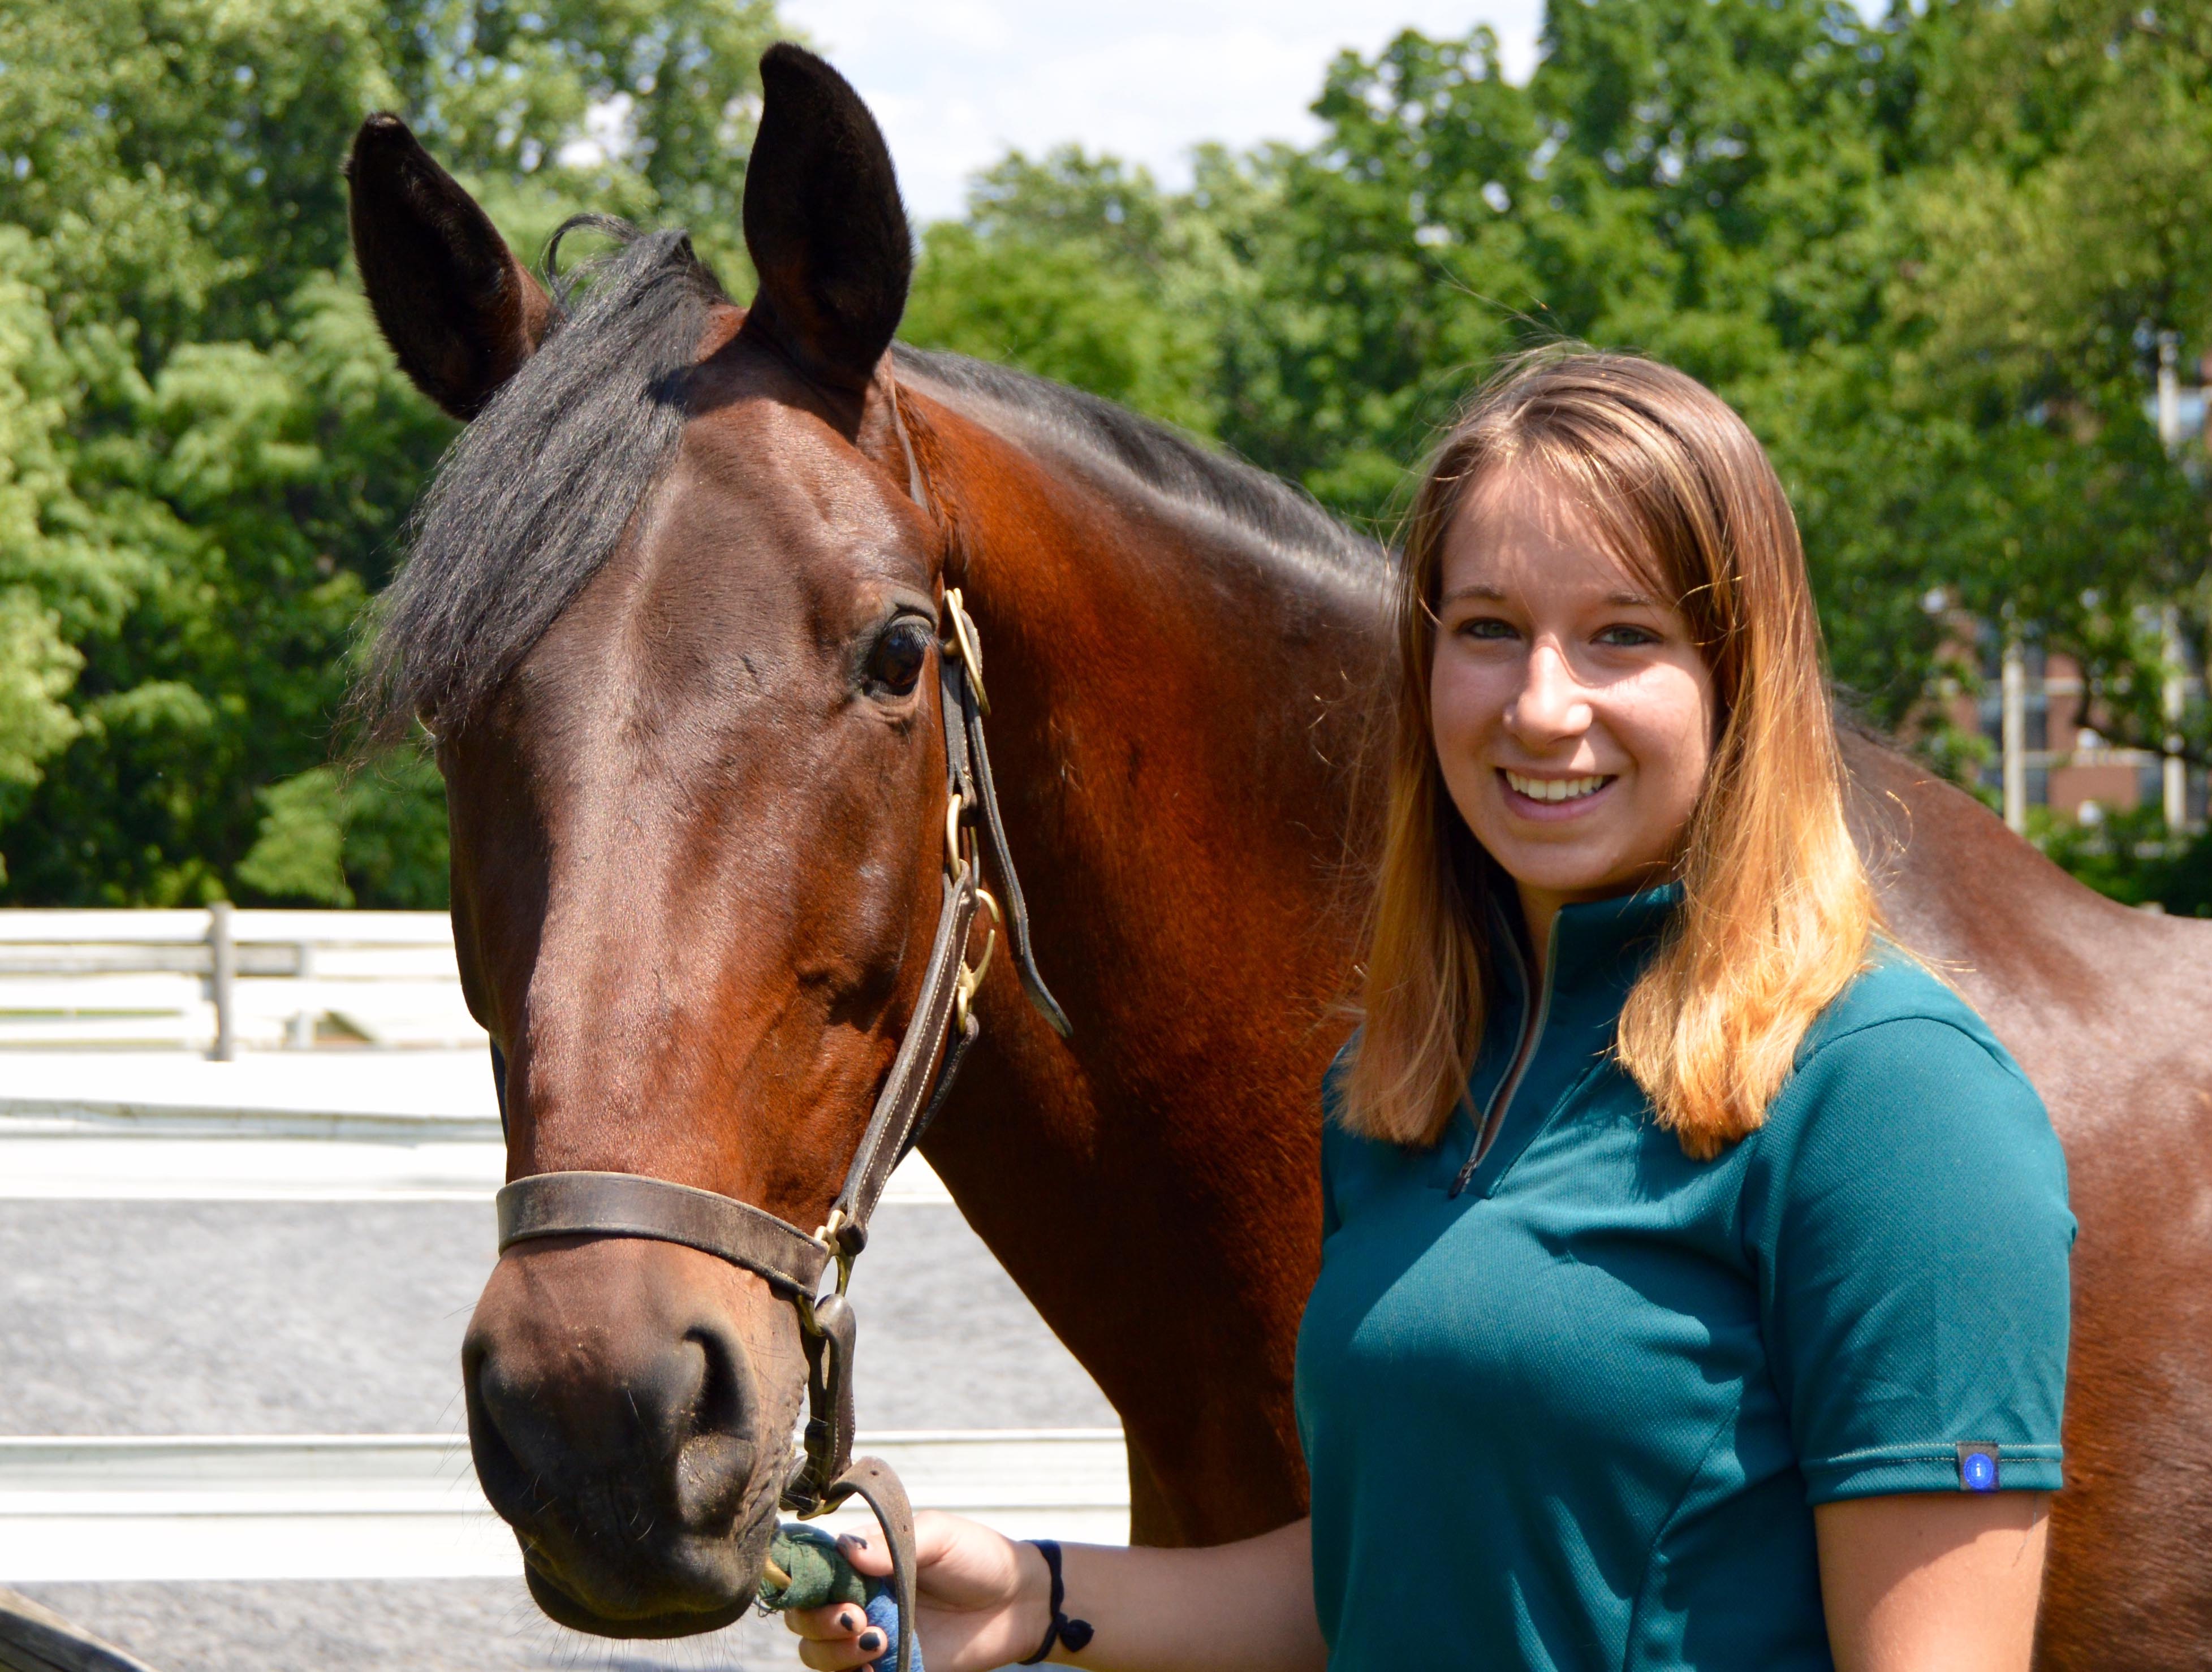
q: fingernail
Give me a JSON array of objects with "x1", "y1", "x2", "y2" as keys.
[
  {"x1": 837, "y1": 1611, "x2": 859, "y2": 1632},
  {"x1": 859, "y1": 1630, "x2": 886, "y2": 1654},
  {"x1": 840, "y1": 1533, "x2": 870, "y2": 1551}
]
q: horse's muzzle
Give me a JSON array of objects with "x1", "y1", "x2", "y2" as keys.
[{"x1": 462, "y1": 1234, "x2": 794, "y2": 1633}]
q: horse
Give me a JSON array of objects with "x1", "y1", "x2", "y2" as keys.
[{"x1": 343, "y1": 44, "x2": 2212, "y2": 1670}]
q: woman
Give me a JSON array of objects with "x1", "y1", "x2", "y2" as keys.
[{"x1": 791, "y1": 352, "x2": 2073, "y2": 1671}]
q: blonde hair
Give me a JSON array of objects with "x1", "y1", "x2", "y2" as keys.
[{"x1": 1342, "y1": 349, "x2": 1877, "y2": 1161}]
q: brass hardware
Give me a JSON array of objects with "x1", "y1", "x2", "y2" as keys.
[
  {"x1": 943, "y1": 791, "x2": 972, "y2": 881},
  {"x1": 954, "y1": 888, "x2": 1002, "y2": 1032},
  {"x1": 943, "y1": 587, "x2": 990, "y2": 716}
]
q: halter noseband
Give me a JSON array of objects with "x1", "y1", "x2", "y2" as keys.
[{"x1": 489, "y1": 386, "x2": 1067, "y2": 1671}]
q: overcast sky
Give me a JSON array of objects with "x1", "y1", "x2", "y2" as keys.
[{"x1": 775, "y1": 1, "x2": 1549, "y2": 224}]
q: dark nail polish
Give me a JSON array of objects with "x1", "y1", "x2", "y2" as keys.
[
  {"x1": 840, "y1": 1533, "x2": 870, "y2": 1550},
  {"x1": 838, "y1": 1611, "x2": 859, "y2": 1632},
  {"x1": 859, "y1": 1630, "x2": 886, "y2": 1654}
]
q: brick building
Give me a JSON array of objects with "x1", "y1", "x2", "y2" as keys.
[{"x1": 1970, "y1": 637, "x2": 2206, "y2": 827}]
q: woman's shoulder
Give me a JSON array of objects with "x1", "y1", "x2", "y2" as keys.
[
  {"x1": 1752, "y1": 944, "x2": 2063, "y2": 1194},
  {"x1": 1794, "y1": 943, "x2": 2032, "y2": 1092}
]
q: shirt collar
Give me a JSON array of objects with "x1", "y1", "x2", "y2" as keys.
[{"x1": 1488, "y1": 880, "x2": 1682, "y2": 1011}]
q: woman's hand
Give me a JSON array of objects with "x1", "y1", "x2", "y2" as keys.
[
  {"x1": 784, "y1": 1511, "x2": 1050, "y2": 1672},
  {"x1": 787, "y1": 1510, "x2": 1323, "y2": 1672}
]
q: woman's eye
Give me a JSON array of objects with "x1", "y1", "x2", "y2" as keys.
[
  {"x1": 1460, "y1": 617, "x2": 1518, "y2": 641},
  {"x1": 1597, "y1": 624, "x2": 1659, "y2": 647},
  {"x1": 865, "y1": 618, "x2": 932, "y2": 695}
]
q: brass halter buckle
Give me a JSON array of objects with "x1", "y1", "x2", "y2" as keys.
[
  {"x1": 942, "y1": 587, "x2": 990, "y2": 715},
  {"x1": 956, "y1": 888, "x2": 1001, "y2": 1034}
]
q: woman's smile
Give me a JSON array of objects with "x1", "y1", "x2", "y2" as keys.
[{"x1": 1498, "y1": 768, "x2": 1618, "y2": 814}]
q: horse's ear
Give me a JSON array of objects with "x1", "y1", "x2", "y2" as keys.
[
  {"x1": 740, "y1": 44, "x2": 912, "y2": 393},
  {"x1": 346, "y1": 114, "x2": 554, "y2": 421}
]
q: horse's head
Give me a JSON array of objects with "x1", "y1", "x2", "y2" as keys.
[{"x1": 349, "y1": 47, "x2": 963, "y2": 1635}]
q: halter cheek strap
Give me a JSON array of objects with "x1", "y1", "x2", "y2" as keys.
[{"x1": 489, "y1": 385, "x2": 1067, "y2": 1672}]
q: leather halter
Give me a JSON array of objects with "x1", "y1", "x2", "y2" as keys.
[{"x1": 490, "y1": 385, "x2": 1066, "y2": 1672}]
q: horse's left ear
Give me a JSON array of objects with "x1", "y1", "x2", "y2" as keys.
[{"x1": 740, "y1": 44, "x2": 912, "y2": 394}]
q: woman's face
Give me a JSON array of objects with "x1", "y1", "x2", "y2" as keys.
[{"x1": 1430, "y1": 465, "x2": 1718, "y2": 924}]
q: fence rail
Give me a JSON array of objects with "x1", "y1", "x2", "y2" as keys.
[
  {"x1": 0, "y1": 910, "x2": 480, "y2": 1055},
  {"x1": 0, "y1": 1431, "x2": 1128, "y2": 1581}
]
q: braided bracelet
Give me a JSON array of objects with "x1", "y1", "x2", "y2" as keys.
[{"x1": 1016, "y1": 1539, "x2": 1094, "y2": 1664}]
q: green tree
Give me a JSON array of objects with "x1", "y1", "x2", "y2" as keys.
[
  {"x1": 10, "y1": 0, "x2": 2211, "y2": 911},
  {"x1": 1878, "y1": 0, "x2": 2212, "y2": 772},
  {"x1": 904, "y1": 148, "x2": 1220, "y2": 436},
  {"x1": 0, "y1": 0, "x2": 781, "y2": 905}
]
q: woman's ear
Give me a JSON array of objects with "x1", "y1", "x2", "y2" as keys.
[
  {"x1": 738, "y1": 44, "x2": 913, "y2": 395},
  {"x1": 346, "y1": 114, "x2": 554, "y2": 420}
]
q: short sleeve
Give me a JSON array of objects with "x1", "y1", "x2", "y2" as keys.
[{"x1": 1744, "y1": 1014, "x2": 2074, "y2": 1503}]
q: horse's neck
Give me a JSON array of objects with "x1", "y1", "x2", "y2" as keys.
[
  {"x1": 911, "y1": 388, "x2": 1386, "y2": 1542},
  {"x1": 1839, "y1": 729, "x2": 2201, "y2": 1082}
]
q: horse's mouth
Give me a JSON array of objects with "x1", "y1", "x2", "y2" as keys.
[
  {"x1": 518, "y1": 1491, "x2": 779, "y2": 1639},
  {"x1": 523, "y1": 1558, "x2": 754, "y2": 1639}
]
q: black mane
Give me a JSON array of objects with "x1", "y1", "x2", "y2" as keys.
[
  {"x1": 893, "y1": 345, "x2": 1382, "y2": 580},
  {"x1": 364, "y1": 222, "x2": 726, "y2": 735},
  {"x1": 364, "y1": 228, "x2": 1378, "y2": 736}
]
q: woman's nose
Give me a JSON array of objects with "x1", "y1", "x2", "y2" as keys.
[{"x1": 1508, "y1": 642, "x2": 1594, "y2": 741}]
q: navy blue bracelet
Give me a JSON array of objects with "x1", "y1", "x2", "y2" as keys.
[{"x1": 1017, "y1": 1539, "x2": 1094, "y2": 1664}]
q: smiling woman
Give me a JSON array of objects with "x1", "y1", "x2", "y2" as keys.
[
  {"x1": 1353, "y1": 350, "x2": 1873, "y2": 1160},
  {"x1": 1304, "y1": 351, "x2": 2070, "y2": 1671}
]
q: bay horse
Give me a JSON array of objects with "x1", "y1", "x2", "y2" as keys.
[{"x1": 345, "y1": 44, "x2": 2212, "y2": 1669}]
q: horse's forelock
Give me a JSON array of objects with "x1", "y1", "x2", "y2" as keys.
[{"x1": 360, "y1": 223, "x2": 727, "y2": 741}]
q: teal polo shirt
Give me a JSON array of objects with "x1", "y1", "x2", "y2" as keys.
[{"x1": 1295, "y1": 886, "x2": 2073, "y2": 1672}]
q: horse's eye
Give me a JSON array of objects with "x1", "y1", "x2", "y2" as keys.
[{"x1": 866, "y1": 617, "x2": 932, "y2": 695}]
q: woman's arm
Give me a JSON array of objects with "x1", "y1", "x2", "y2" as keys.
[
  {"x1": 787, "y1": 1510, "x2": 1326, "y2": 1672},
  {"x1": 1815, "y1": 1493, "x2": 2049, "y2": 1672}
]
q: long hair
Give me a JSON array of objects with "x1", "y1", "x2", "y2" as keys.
[{"x1": 1342, "y1": 348, "x2": 1877, "y2": 1160}]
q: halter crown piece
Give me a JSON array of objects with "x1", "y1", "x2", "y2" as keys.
[{"x1": 491, "y1": 386, "x2": 1068, "y2": 1672}]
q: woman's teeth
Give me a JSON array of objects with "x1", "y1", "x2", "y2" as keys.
[{"x1": 1504, "y1": 771, "x2": 1611, "y2": 803}]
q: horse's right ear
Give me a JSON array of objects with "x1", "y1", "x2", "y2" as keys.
[
  {"x1": 740, "y1": 45, "x2": 912, "y2": 394},
  {"x1": 346, "y1": 114, "x2": 553, "y2": 421}
]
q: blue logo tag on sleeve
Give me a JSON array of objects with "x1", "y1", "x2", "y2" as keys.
[{"x1": 1957, "y1": 1444, "x2": 2000, "y2": 1492}]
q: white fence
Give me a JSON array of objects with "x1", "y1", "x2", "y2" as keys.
[
  {"x1": 0, "y1": 908, "x2": 482, "y2": 1054},
  {"x1": 0, "y1": 1431, "x2": 1129, "y2": 1581}
]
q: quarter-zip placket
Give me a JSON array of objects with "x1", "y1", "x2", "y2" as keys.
[{"x1": 1450, "y1": 913, "x2": 1562, "y2": 1198}]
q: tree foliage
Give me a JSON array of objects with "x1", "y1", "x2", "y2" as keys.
[
  {"x1": 900, "y1": 1, "x2": 2212, "y2": 863},
  {"x1": 0, "y1": 0, "x2": 775, "y2": 903},
  {"x1": 7, "y1": 0, "x2": 2210, "y2": 906}
]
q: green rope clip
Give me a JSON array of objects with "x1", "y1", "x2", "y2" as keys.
[{"x1": 757, "y1": 1524, "x2": 870, "y2": 1612}]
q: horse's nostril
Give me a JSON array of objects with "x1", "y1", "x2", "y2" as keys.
[
  {"x1": 675, "y1": 1432, "x2": 756, "y2": 1528},
  {"x1": 684, "y1": 1320, "x2": 749, "y2": 1436},
  {"x1": 463, "y1": 1330, "x2": 538, "y2": 1523},
  {"x1": 663, "y1": 1320, "x2": 757, "y2": 1526}
]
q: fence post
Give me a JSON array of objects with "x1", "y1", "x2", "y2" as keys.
[
  {"x1": 288, "y1": 940, "x2": 316, "y2": 1050},
  {"x1": 208, "y1": 901, "x2": 236, "y2": 1062}
]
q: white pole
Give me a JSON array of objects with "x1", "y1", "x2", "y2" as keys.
[
  {"x1": 2156, "y1": 335, "x2": 2189, "y2": 833},
  {"x1": 2158, "y1": 331, "x2": 2181, "y2": 448},
  {"x1": 2003, "y1": 629, "x2": 2028, "y2": 835},
  {"x1": 2164, "y1": 604, "x2": 2188, "y2": 833}
]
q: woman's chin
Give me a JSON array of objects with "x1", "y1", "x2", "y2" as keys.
[{"x1": 1475, "y1": 831, "x2": 1645, "y2": 903}]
